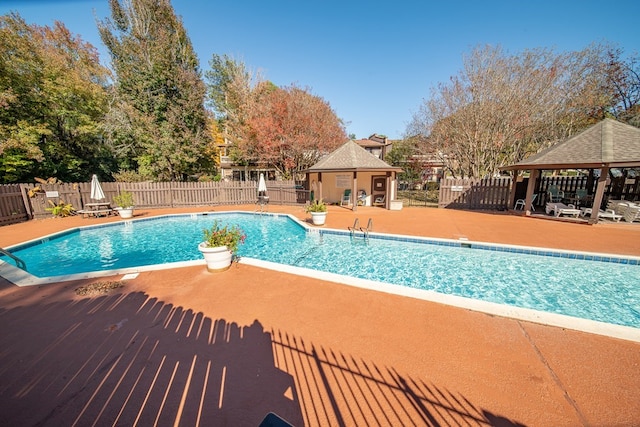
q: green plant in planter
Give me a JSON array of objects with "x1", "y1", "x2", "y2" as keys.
[
  {"x1": 202, "y1": 220, "x2": 246, "y2": 253},
  {"x1": 113, "y1": 191, "x2": 134, "y2": 208},
  {"x1": 306, "y1": 198, "x2": 327, "y2": 213}
]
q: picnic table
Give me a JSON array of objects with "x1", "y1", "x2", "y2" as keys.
[{"x1": 78, "y1": 202, "x2": 114, "y2": 218}]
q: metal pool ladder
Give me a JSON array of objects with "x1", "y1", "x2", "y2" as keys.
[
  {"x1": 0, "y1": 247, "x2": 27, "y2": 270},
  {"x1": 349, "y1": 218, "x2": 373, "y2": 240}
]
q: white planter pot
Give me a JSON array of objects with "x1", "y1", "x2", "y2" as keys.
[
  {"x1": 310, "y1": 211, "x2": 327, "y2": 225},
  {"x1": 116, "y1": 207, "x2": 134, "y2": 219},
  {"x1": 198, "y1": 242, "x2": 233, "y2": 272}
]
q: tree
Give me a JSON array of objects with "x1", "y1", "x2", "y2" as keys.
[
  {"x1": 0, "y1": 13, "x2": 111, "y2": 183},
  {"x1": 205, "y1": 53, "x2": 265, "y2": 160},
  {"x1": 98, "y1": 0, "x2": 212, "y2": 181},
  {"x1": 600, "y1": 47, "x2": 640, "y2": 126},
  {"x1": 206, "y1": 55, "x2": 346, "y2": 178},
  {"x1": 385, "y1": 137, "x2": 426, "y2": 186},
  {"x1": 246, "y1": 85, "x2": 347, "y2": 178},
  {"x1": 407, "y1": 44, "x2": 614, "y2": 178}
]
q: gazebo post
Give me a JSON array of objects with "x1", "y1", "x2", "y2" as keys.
[
  {"x1": 588, "y1": 166, "x2": 609, "y2": 224},
  {"x1": 508, "y1": 172, "x2": 519, "y2": 210},
  {"x1": 524, "y1": 169, "x2": 539, "y2": 215},
  {"x1": 385, "y1": 172, "x2": 391, "y2": 210},
  {"x1": 352, "y1": 172, "x2": 358, "y2": 212}
]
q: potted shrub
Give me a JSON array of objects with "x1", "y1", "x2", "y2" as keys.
[
  {"x1": 198, "y1": 220, "x2": 246, "y2": 272},
  {"x1": 113, "y1": 191, "x2": 135, "y2": 218},
  {"x1": 306, "y1": 199, "x2": 327, "y2": 225}
]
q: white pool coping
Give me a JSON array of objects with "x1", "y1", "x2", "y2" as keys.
[
  {"x1": 1, "y1": 211, "x2": 639, "y2": 343},
  {"x1": 240, "y1": 257, "x2": 640, "y2": 343}
]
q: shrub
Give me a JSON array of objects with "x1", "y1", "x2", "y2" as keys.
[
  {"x1": 202, "y1": 220, "x2": 246, "y2": 253},
  {"x1": 46, "y1": 200, "x2": 75, "y2": 217},
  {"x1": 306, "y1": 199, "x2": 327, "y2": 213},
  {"x1": 113, "y1": 191, "x2": 134, "y2": 208}
]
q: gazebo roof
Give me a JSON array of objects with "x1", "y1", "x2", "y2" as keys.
[
  {"x1": 306, "y1": 140, "x2": 402, "y2": 173},
  {"x1": 502, "y1": 118, "x2": 640, "y2": 171}
]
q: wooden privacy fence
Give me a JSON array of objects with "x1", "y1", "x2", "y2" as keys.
[
  {"x1": 5, "y1": 176, "x2": 639, "y2": 224},
  {"x1": 440, "y1": 175, "x2": 640, "y2": 210},
  {"x1": 117, "y1": 181, "x2": 308, "y2": 209},
  {"x1": 0, "y1": 180, "x2": 308, "y2": 223},
  {"x1": 438, "y1": 177, "x2": 593, "y2": 210},
  {"x1": 0, "y1": 184, "x2": 30, "y2": 226},
  {"x1": 438, "y1": 178, "x2": 512, "y2": 210}
]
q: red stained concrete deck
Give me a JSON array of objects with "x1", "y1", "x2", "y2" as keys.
[{"x1": 1, "y1": 205, "x2": 639, "y2": 426}]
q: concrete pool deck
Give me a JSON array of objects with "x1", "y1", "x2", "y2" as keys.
[{"x1": 1, "y1": 205, "x2": 639, "y2": 426}]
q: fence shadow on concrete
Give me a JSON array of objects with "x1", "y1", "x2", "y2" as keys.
[
  {"x1": 0, "y1": 285, "x2": 526, "y2": 426},
  {"x1": 0, "y1": 291, "x2": 302, "y2": 426},
  {"x1": 270, "y1": 329, "x2": 525, "y2": 426}
]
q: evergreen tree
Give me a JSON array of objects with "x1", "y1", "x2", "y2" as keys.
[{"x1": 98, "y1": 0, "x2": 212, "y2": 180}]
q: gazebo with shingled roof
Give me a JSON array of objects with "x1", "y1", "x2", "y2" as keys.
[
  {"x1": 304, "y1": 140, "x2": 403, "y2": 211},
  {"x1": 501, "y1": 118, "x2": 640, "y2": 223}
]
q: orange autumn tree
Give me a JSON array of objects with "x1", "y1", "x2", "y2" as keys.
[{"x1": 245, "y1": 84, "x2": 346, "y2": 179}]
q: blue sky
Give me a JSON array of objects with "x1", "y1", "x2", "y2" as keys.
[{"x1": 2, "y1": 0, "x2": 639, "y2": 139}]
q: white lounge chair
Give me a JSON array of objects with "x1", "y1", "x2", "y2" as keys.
[
  {"x1": 357, "y1": 189, "x2": 367, "y2": 205},
  {"x1": 581, "y1": 208, "x2": 622, "y2": 222},
  {"x1": 514, "y1": 193, "x2": 537, "y2": 211},
  {"x1": 546, "y1": 202, "x2": 580, "y2": 218},
  {"x1": 599, "y1": 209, "x2": 623, "y2": 222},
  {"x1": 623, "y1": 205, "x2": 640, "y2": 223}
]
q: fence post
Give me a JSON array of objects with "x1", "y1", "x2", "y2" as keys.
[{"x1": 19, "y1": 184, "x2": 33, "y2": 219}]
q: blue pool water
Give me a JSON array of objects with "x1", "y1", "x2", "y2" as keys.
[{"x1": 2, "y1": 212, "x2": 640, "y2": 329}]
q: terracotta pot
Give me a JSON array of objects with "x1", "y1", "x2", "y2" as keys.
[{"x1": 198, "y1": 242, "x2": 233, "y2": 272}]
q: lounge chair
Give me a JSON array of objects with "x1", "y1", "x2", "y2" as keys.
[
  {"x1": 580, "y1": 208, "x2": 622, "y2": 222},
  {"x1": 599, "y1": 209, "x2": 623, "y2": 222},
  {"x1": 545, "y1": 202, "x2": 580, "y2": 218},
  {"x1": 607, "y1": 200, "x2": 628, "y2": 215},
  {"x1": 575, "y1": 188, "x2": 592, "y2": 205},
  {"x1": 341, "y1": 189, "x2": 352, "y2": 206},
  {"x1": 373, "y1": 195, "x2": 385, "y2": 206},
  {"x1": 514, "y1": 193, "x2": 537, "y2": 211},
  {"x1": 547, "y1": 185, "x2": 564, "y2": 203},
  {"x1": 623, "y1": 204, "x2": 640, "y2": 223},
  {"x1": 357, "y1": 189, "x2": 367, "y2": 205},
  {"x1": 607, "y1": 201, "x2": 640, "y2": 222}
]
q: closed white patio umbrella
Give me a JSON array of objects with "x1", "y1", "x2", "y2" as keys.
[
  {"x1": 90, "y1": 174, "x2": 105, "y2": 201},
  {"x1": 258, "y1": 173, "x2": 267, "y2": 196},
  {"x1": 257, "y1": 173, "x2": 269, "y2": 211}
]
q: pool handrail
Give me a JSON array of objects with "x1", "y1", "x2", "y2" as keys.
[{"x1": 0, "y1": 247, "x2": 27, "y2": 270}]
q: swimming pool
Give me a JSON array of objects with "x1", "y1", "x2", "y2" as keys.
[{"x1": 2, "y1": 212, "x2": 640, "y2": 334}]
